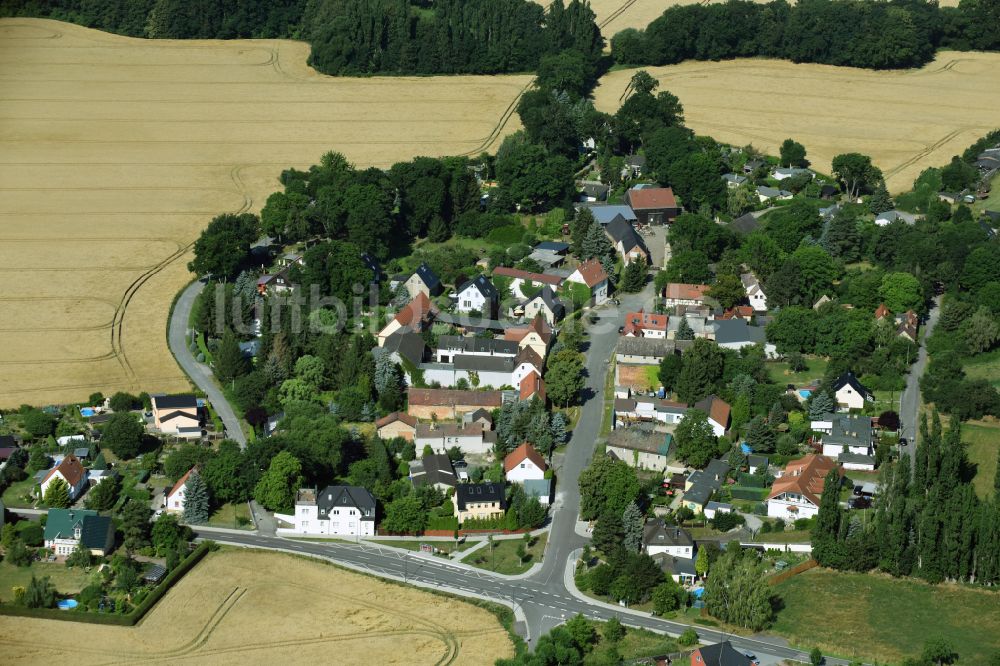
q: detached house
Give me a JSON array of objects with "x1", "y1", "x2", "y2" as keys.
[
  {"x1": 40, "y1": 454, "x2": 88, "y2": 502},
  {"x1": 566, "y1": 258, "x2": 609, "y2": 305},
  {"x1": 682, "y1": 459, "x2": 730, "y2": 513},
  {"x1": 454, "y1": 482, "x2": 506, "y2": 523},
  {"x1": 376, "y1": 411, "x2": 418, "y2": 441},
  {"x1": 377, "y1": 292, "x2": 437, "y2": 346},
  {"x1": 814, "y1": 413, "x2": 876, "y2": 471},
  {"x1": 625, "y1": 186, "x2": 680, "y2": 225},
  {"x1": 643, "y1": 519, "x2": 694, "y2": 559},
  {"x1": 521, "y1": 286, "x2": 565, "y2": 325},
  {"x1": 740, "y1": 272, "x2": 767, "y2": 312},
  {"x1": 455, "y1": 274, "x2": 499, "y2": 317},
  {"x1": 587, "y1": 204, "x2": 639, "y2": 228},
  {"x1": 606, "y1": 429, "x2": 673, "y2": 472},
  {"x1": 409, "y1": 453, "x2": 457, "y2": 492},
  {"x1": 43, "y1": 509, "x2": 114, "y2": 558},
  {"x1": 622, "y1": 309, "x2": 668, "y2": 338},
  {"x1": 663, "y1": 283, "x2": 710, "y2": 308},
  {"x1": 831, "y1": 371, "x2": 874, "y2": 411},
  {"x1": 398, "y1": 263, "x2": 442, "y2": 300},
  {"x1": 151, "y1": 394, "x2": 200, "y2": 438},
  {"x1": 504, "y1": 442, "x2": 548, "y2": 483},
  {"x1": 504, "y1": 314, "x2": 553, "y2": 360},
  {"x1": 694, "y1": 395, "x2": 731, "y2": 437},
  {"x1": 414, "y1": 422, "x2": 497, "y2": 455},
  {"x1": 493, "y1": 266, "x2": 563, "y2": 300},
  {"x1": 689, "y1": 641, "x2": 755, "y2": 666},
  {"x1": 767, "y1": 454, "x2": 841, "y2": 520},
  {"x1": 283, "y1": 485, "x2": 376, "y2": 537},
  {"x1": 605, "y1": 217, "x2": 650, "y2": 265},
  {"x1": 165, "y1": 466, "x2": 198, "y2": 514}
]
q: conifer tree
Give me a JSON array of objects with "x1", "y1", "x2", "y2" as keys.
[
  {"x1": 44, "y1": 477, "x2": 71, "y2": 509},
  {"x1": 622, "y1": 501, "x2": 644, "y2": 552},
  {"x1": 808, "y1": 391, "x2": 834, "y2": 419},
  {"x1": 182, "y1": 471, "x2": 210, "y2": 525}
]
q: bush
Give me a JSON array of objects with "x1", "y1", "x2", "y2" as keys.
[
  {"x1": 794, "y1": 517, "x2": 815, "y2": 531},
  {"x1": 17, "y1": 523, "x2": 44, "y2": 547},
  {"x1": 678, "y1": 628, "x2": 699, "y2": 647},
  {"x1": 710, "y1": 512, "x2": 745, "y2": 532}
]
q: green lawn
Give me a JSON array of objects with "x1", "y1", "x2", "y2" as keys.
[
  {"x1": 368, "y1": 538, "x2": 477, "y2": 554},
  {"x1": 963, "y1": 348, "x2": 1000, "y2": 388},
  {"x1": 974, "y1": 172, "x2": 1000, "y2": 215},
  {"x1": 963, "y1": 421, "x2": 1000, "y2": 499},
  {"x1": 754, "y1": 529, "x2": 813, "y2": 544},
  {"x1": 766, "y1": 357, "x2": 828, "y2": 386},
  {"x1": 207, "y1": 502, "x2": 254, "y2": 530},
  {"x1": 772, "y1": 568, "x2": 1000, "y2": 665},
  {"x1": 583, "y1": 618, "x2": 681, "y2": 663},
  {"x1": 1, "y1": 477, "x2": 38, "y2": 509},
  {"x1": 466, "y1": 533, "x2": 547, "y2": 575},
  {"x1": 0, "y1": 561, "x2": 98, "y2": 598}
]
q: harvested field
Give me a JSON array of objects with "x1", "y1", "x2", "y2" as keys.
[
  {"x1": 594, "y1": 53, "x2": 1000, "y2": 192},
  {"x1": 0, "y1": 549, "x2": 515, "y2": 665},
  {"x1": 0, "y1": 18, "x2": 530, "y2": 407}
]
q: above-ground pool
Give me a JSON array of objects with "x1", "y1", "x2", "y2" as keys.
[
  {"x1": 57, "y1": 599, "x2": 78, "y2": 610},
  {"x1": 79, "y1": 407, "x2": 96, "y2": 417}
]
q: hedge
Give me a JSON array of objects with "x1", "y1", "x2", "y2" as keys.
[
  {"x1": 729, "y1": 486, "x2": 769, "y2": 501},
  {"x1": 0, "y1": 542, "x2": 211, "y2": 626},
  {"x1": 737, "y1": 472, "x2": 770, "y2": 488}
]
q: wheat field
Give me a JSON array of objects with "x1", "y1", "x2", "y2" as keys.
[
  {"x1": 0, "y1": 19, "x2": 530, "y2": 407},
  {"x1": 595, "y1": 54, "x2": 1000, "y2": 192},
  {"x1": 0, "y1": 549, "x2": 516, "y2": 665}
]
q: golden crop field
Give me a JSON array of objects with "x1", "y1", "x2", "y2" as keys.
[
  {"x1": 0, "y1": 19, "x2": 530, "y2": 407},
  {"x1": 594, "y1": 53, "x2": 1000, "y2": 192},
  {"x1": 0, "y1": 549, "x2": 516, "y2": 665}
]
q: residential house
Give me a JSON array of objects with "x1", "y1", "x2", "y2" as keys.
[
  {"x1": 492, "y1": 266, "x2": 563, "y2": 299},
  {"x1": 694, "y1": 395, "x2": 731, "y2": 437},
  {"x1": 151, "y1": 394, "x2": 200, "y2": 438},
  {"x1": 463, "y1": 408, "x2": 494, "y2": 429},
  {"x1": 39, "y1": 454, "x2": 88, "y2": 502},
  {"x1": 256, "y1": 271, "x2": 292, "y2": 296},
  {"x1": 406, "y1": 388, "x2": 505, "y2": 420},
  {"x1": 773, "y1": 167, "x2": 813, "y2": 181},
  {"x1": 756, "y1": 186, "x2": 793, "y2": 203},
  {"x1": 682, "y1": 459, "x2": 730, "y2": 513},
  {"x1": 625, "y1": 186, "x2": 680, "y2": 225},
  {"x1": 504, "y1": 314, "x2": 553, "y2": 360},
  {"x1": 722, "y1": 173, "x2": 748, "y2": 189},
  {"x1": 740, "y1": 272, "x2": 767, "y2": 312},
  {"x1": 605, "y1": 217, "x2": 651, "y2": 265},
  {"x1": 831, "y1": 371, "x2": 874, "y2": 411},
  {"x1": 813, "y1": 294, "x2": 833, "y2": 310},
  {"x1": 376, "y1": 411, "x2": 418, "y2": 441},
  {"x1": 653, "y1": 553, "x2": 697, "y2": 586},
  {"x1": 454, "y1": 482, "x2": 506, "y2": 523},
  {"x1": 875, "y1": 210, "x2": 916, "y2": 226},
  {"x1": 743, "y1": 158, "x2": 766, "y2": 174},
  {"x1": 399, "y1": 263, "x2": 442, "y2": 300},
  {"x1": 767, "y1": 454, "x2": 841, "y2": 520},
  {"x1": 523, "y1": 478, "x2": 553, "y2": 506},
  {"x1": 382, "y1": 331, "x2": 427, "y2": 374},
  {"x1": 896, "y1": 310, "x2": 919, "y2": 343},
  {"x1": 622, "y1": 309, "x2": 669, "y2": 338},
  {"x1": 747, "y1": 454, "x2": 769, "y2": 475},
  {"x1": 623, "y1": 154, "x2": 647, "y2": 178},
  {"x1": 874, "y1": 303, "x2": 892, "y2": 321},
  {"x1": 276, "y1": 252, "x2": 304, "y2": 269},
  {"x1": 521, "y1": 286, "x2": 565, "y2": 325},
  {"x1": 43, "y1": 509, "x2": 114, "y2": 557},
  {"x1": 414, "y1": 422, "x2": 497, "y2": 455},
  {"x1": 712, "y1": 319, "x2": 776, "y2": 357},
  {"x1": 813, "y1": 413, "x2": 875, "y2": 469},
  {"x1": 662, "y1": 283, "x2": 710, "y2": 308},
  {"x1": 729, "y1": 213, "x2": 760, "y2": 236},
  {"x1": 579, "y1": 180, "x2": 610, "y2": 202},
  {"x1": 409, "y1": 454, "x2": 457, "y2": 492},
  {"x1": 455, "y1": 274, "x2": 499, "y2": 317},
  {"x1": 535, "y1": 241, "x2": 569, "y2": 255},
  {"x1": 615, "y1": 337, "x2": 688, "y2": 366},
  {"x1": 839, "y1": 451, "x2": 876, "y2": 471},
  {"x1": 520, "y1": 372, "x2": 547, "y2": 402},
  {"x1": 613, "y1": 399, "x2": 687, "y2": 428},
  {"x1": 165, "y1": 466, "x2": 198, "y2": 514},
  {"x1": 504, "y1": 442, "x2": 548, "y2": 483},
  {"x1": 606, "y1": 429, "x2": 673, "y2": 471},
  {"x1": 512, "y1": 347, "x2": 545, "y2": 388},
  {"x1": 377, "y1": 292, "x2": 437, "y2": 345},
  {"x1": 642, "y1": 519, "x2": 694, "y2": 559},
  {"x1": 704, "y1": 501, "x2": 733, "y2": 520},
  {"x1": 281, "y1": 486, "x2": 376, "y2": 537},
  {"x1": 586, "y1": 204, "x2": 638, "y2": 228},
  {"x1": 434, "y1": 336, "x2": 518, "y2": 363},
  {"x1": 689, "y1": 641, "x2": 754, "y2": 666},
  {"x1": 566, "y1": 258, "x2": 609, "y2": 305},
  {"x1": 719, "y1": 306, "x2": 754, "y2": 322}
]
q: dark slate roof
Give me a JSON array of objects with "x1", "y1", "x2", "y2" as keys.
[
  {"x1": 605, "y1": 218, "x2": 648, "y2": 254},
  {"x1": 626, "y1": 154, "x2": 647, "y2": 167},
  {"x1": 455, "y1": 482, "x2": 506, "y2": 511},
  {"x1": 747, "y1": 454, "x2": 769, "y2": 469},
  {"x1": 457, "y1": 274, "x2": 498, "y2": 301},
  {"x1": 437, "y1": 335, "x2": 518, "y2": 356},
  {"x1": 153, "y1": 394, "x2": 198, "y2": 410},
  {"x1": 414, "y1": 263, "x2": 441, "y2": 290},
  {"x1": 642, "y1": 519, "x2": 694, "y2": 549},
  {"x1": 713, "y1": 319, "x2": 766, "y2": 345},
  {"x1": 383, "y1": 331, "x2": 427, "y2": 366},
  {"x1": 80, "y1": 515, "x2": 113, "y2": 549},
  {"x1": 838, "y1": 452, "x2": 876, "y2": 465},
  {"x1": 831, "y1": 371, "x2": 873, "y2": 400},
  {"x1": 0, "y1": 435, "x2": 19, "y2": 448},
  {"x1": 616, "y1": 337, "x2": 686, "y2": 358},
  {"x1": 410, "y1": 454, "x2": 457, "y2": 488},
  {"x1": 526, "y1": 286, "x2": 565, "y2": 317},
  {"x1": 453, "y1": 355, "x2": 515, "y2": 373},
  {"x1": 729, "y1": 213, "x2": 760, "y2": 235},
  {"x1": 535, "y1": 241, "x2": 569, "y2": 254},
  {"x1": 697, "y1": 641, "x2": 751, "y2": 666},
  {"x1": 652, "y1": 553, "x2": 697, "y2": 577},
  {"x1": 316, "y1": 485, "x2": 376, "y2": 520}
]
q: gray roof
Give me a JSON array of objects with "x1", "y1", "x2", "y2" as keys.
[
  {"x1": 643, "y1": 519, "x2": 694, "y2": 549},
  {"x1": 607, "y1": 428, "x2": 671, "y2": 456},
  {"x1": 823, "y1": 413, "x2": 874, "y2": 448},
  {"x1": 410, "y1": 454, "x2": 457, "y2": 488},
  {"x1": 713, "y1": 319, "x2": 766, "y2": 345},
  {"x1": 606, "y1": 218, "x2": 648, "y2": 255},
  {"x1": 413, "y1": 263, "x2": 441, "y2": 290},
  {"x1": 438, "y1": 336, "x2": 517, "y2": 356},
  {"x1": 457, "y1": 274, "x2": 498, "y2": 301},
  {"x1": 383, "y1": 331, "x2": 427, "y2": 366},
  {"x1": 452, "y1": 354, "x2": 515, "y2": 373},
  {"x1": 747, "y1": 454, "x2": 769, "y2": 469},
  {"x1": 838, "y1": 452, "x2": 875, "y2": 465},
  {"x1": 757, "y1": 186, "x2": 791, "y2": 198},
  {"x1": 535, "y1": 241, "x2": 569, "y2": 254},
  {"x1": 587, "y1": 204, "x2": 637, "y2": 226},
  {"x1": 316, "y1": 485, "x2": 376, "y2": 519},
  {"x1": 697, "y1": 641, "x2": 751, "y2": 666},
  {"x1": 685, "y1": 459, "x2": 730, "y2": 506},
  {"x1": 455, "y1": 482, "x2": 506, "y2": 511},
  {"x1": 79, "y1": 515, "x2": 113, "y2": 550},
  {"x1": 722, "y1": 173, "x2": 747, "y2": 184},
  {"x1": 626, "y1": 154, "x2": 647, "y2": 167},
  {"x1": 525, "y1": 286, "x2": 565, "y2": 317},
  {"x1": 73, "y1": 447, "x2": 90, "y2": 459},
  {"x1": 616, "y1": 337, "x2": 686, "y2": 359},
  {"x1": 729, "y1": 213, "x2": 760, "y2": 235},
  {"x1": 153, "y1": 394, "x2": 198, "y2": 410},
  {"x1": 652, "y1": 553, "x2": 697, "y2": 577},
  {"x1": 523, "y1": 478, "x2": 552, "y2": 501}
]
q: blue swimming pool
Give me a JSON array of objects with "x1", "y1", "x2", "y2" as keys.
[
  {"x1": 57, "y1": 599, "x2": 78, "y2": 610},
  {"x1": 798, "y1": 389, "x2": 812, "y2": 399},
  {"x1": 79, "y1": 407, "x2": 96, "y2": 417}
]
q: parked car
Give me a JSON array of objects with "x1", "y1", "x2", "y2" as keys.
[
  {"x1": 744, "y1": 652, "x2": 760, "y2": 665},
  {"x1": 848, "y1": 497, "x2": 871, "y2": 510},
  {"x1": 899, "y1": 437, "x2": 908, "y2": 447}
]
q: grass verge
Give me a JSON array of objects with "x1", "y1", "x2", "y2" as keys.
[
  {"x1": 466, "y1": 533, "x2": 547, "y2": 575},
  {"x1": 207, "y1": 502, "x2": 254, "y2": 530}
]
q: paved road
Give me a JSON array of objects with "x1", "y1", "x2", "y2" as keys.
[
  {"x1": 168, "y1": 279, "x2": 247, "y2": 447},
  {"x1": 899, "y1": 296, "x2": 941, "y2": 471}
]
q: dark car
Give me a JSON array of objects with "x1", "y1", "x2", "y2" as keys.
[
  {"x1": 849, "y1": 496, "x2": 872, "y2": 510},
  {"x1": 899, "y1": 437, "x2": 908, "y2": 447}
]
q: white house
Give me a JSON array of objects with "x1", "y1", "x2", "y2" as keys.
[
  {"x1": 165, "y1": 466, "x2": 197, "y2": 514},
  {"x1": 503, "y1": 442, "x2": 548, "y2": 483},
  {"x1": 454, "y1": 274, "x2": 498, "y2": 317},
  {"x1": 815, "y1": 413, "x2": 874, "y2": 458},
  {"x1": 694, "y1": 395, "x2": 731, "y2": 437},
  {"x1": 703, "y1": 501, "x2": 733, "y2": 520},
  {"x1": 831, "y1": 371, "x2": 874, "y2": 411},
  {"x1": 766, "y1": 454, "x2": 841, "y2": 520},
  {"x1": 566, "y1": 258, "x2": 608, "y2": 305},
  {"x1": 642, "y1": 519, "x2": 694, "y2": 559},
  {"x1": 43, "y1": 509, "x2": 114, "y2": 558},
  {"x1": 414, "y1": 422, "x2": 497, "y2": 455},
  {"x1": 39, "y1": 454, "x2": 88, "y2": 502},
  {"x1": 278, "y1": 486, "x2": 376, "y2": 537},
  {"x1": 740, "y1": 272, "x2": 768, "y2": 312}
]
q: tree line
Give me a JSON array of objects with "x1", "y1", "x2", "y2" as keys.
[
  {"x1": 611, "y1": 0, "x2": 1000, "y2": 71},
  {"x1": 0, "y1": 0, "x2": 604, "y2": 77}
]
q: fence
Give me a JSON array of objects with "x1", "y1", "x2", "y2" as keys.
[{"x1": 768, "y1": 558, "x2": 818, "y2": 585}]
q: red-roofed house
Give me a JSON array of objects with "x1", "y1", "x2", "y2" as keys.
[
  {"x1": 520, "y1": 373, "x2": 546, "y2": 403},
  {"x1": 874, "y1": 303, "x2": 892, "y2": 321},
  {"x1": 40, "y1": 454, "x2": 88, "y2": 501},
  {"x1": 376, "y1": 412, "x2": 418, "y2": 441},
  {"x1": 377, "y1": 292, "x2": 437, "y2": 345},
  {"x1": 504, "y1": 443, "x2": 548, "y2": 482},
  {"x1": 663, "y1": 283, "x2": 711, "y2": 307},
  {"x1": 625, "y1": 186, "x2": 680, "y2": 225},
  {"x1": 566, "y1": 258, "x2": 609, "y2": 305},
  {"x1": 166, "y1": 467, "x2": 197, "y2": 514},
  {"x1": 407, "y1": 388, "x2": 505, "y2": 420},
  {"x1": 767, "y1": 454, "x2": 841, "y2": 519},
  {"x1": 504, "y1": 314, "x2": 553, "y2": 360},
  {"x1": 720, "y1": 306, "x2": 754, "y2": 321},
  {"x1": 623, "y1": 309, "x2": 669, "y2": 339},
  {"x1": 694, "y1": 395, "x2": 731, "y2": 437}
]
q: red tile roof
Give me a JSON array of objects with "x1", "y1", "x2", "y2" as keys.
[
  {"x1": 626, "y1": 187, "x2": 677, "y2": 210},
  {"x1": 768, "y1": 454, "x2": 841, "y2": 506},
  {"x1": 504, "y1": 442, "x2": 548, "y2": 474},
  {"x1": 623, "y1": 308, "x2": 669, "y2": 335},
  {"x1": 395, "y1": 292, "x2": 436, "y2": 327},
  {"x1": 492, "y1": 266, "x2": 563, "y2": 286},
  {"x1": 663, "y1": 283, "x2": 710, "y2": 301},
  {"x1": 167, "y1": 466, "x2": 197, "y2": 500},
  {"x1": 43, "y1": 454, "x2": 85, "y2": 489},
  {"x1": 695, "y1": 395, "x2": 731, "y2": 429},
  {"x1": 376, "y1": 411, "x2": 417, "y2": 429},
  {"x1": 874, "y1": 303, "x2": 892, "y2": 320},
  {"x1": 505, "y1": 314, "x2": 553, "y2": 345},
  {"x1": 720, "y1": 306, "x2": 754, "y2": 320},
  {"x1": 520, "y1": 373, "x2": 546, "y2": 402},
  {"x1": 407, "y1": 388, "x2": 503, "y2": 407},
  {"x1": 572, "y1": 258, "x2": 608, "y2": 288}
]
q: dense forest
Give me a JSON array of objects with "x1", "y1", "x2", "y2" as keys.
[
  {"x1": 611, "y1": 0, "x2": 1000, "y2": 70},
  {"x1": 0, "y1": 0, "x2": 604, "y2": 76}
]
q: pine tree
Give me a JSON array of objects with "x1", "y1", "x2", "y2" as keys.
[
  {"x1": 813, "y1": 468, "x2": 845, "y2": 568},
  {"x1": 622, "y1": 501, "x2": 643, "y2": 552},
  {"x1": 746, "y1": 416, "x2": 776, "y2": 453},
  {"x1": 44, "y1": 477, "x2": 71, "y2": 508},
  {"x1": 571, "y1": 208, "x2": 595, "y2": 255},
  {"x1": 808, "y1": 391, "x2": 834, "y2": 419},
  {"x1": 868, "y1": 183, "x2": 894, "y2": 215},
  {"x1": 621, "y1": 257, "x2": 647, "y2": 292},
  {"x1": 550, "y1": 412, "x2": 568, "y2": 447},
  {"x1": 215, "y1": 327, "x2": 248, "y2": 383},
  {"x1": 182, "y1": 471, "x2": 210, "y2": 525},
  {"x1": 582, "y1": 222, "x2": 613, "y2": 262},
  {"x1": 676, "y1": 318, "x2": 695, "y2": 340}
]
